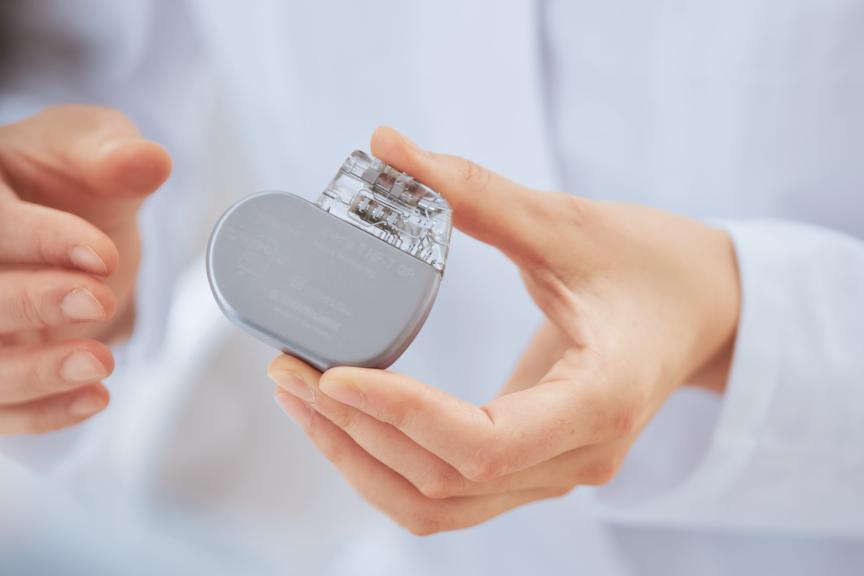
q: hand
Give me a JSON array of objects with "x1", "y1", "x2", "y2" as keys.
[
  {"x1": 268, "y1": 127, "x2": 739, "y2": 534},
  {"x1": 0, "y1": 105, "x2": 171, "y2": 434}
]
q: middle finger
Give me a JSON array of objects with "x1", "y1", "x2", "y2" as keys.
[{"x1": 0, "y1": 269, "x2": 115, "y2": 334}]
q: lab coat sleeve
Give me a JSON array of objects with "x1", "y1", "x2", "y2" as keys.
[{"x1": 588, "y1": 220, "x2": 864, "y2": 537}]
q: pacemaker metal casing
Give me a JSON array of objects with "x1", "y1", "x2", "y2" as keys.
[{"x1": 207, "y1": 191, "x2": 441, "y2": 371}]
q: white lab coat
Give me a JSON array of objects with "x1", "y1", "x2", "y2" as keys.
[{"x1": 0, "y1": 1, "x2": 862, "y2": 574}]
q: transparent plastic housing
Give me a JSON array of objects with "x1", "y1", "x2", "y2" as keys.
[{"x1": 316, "y1": 151, "x2": 452, "y2": 272}]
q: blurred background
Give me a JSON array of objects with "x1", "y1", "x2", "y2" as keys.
[{"x1": 1, "y1": 1, "x2": 862, "y2": 574}]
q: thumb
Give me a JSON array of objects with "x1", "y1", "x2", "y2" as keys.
[
  {"x1": 370, "y1": 126, "x2": 561, "y2": 260},
  {"x1": 0, "y1": 105, "x2": 171, "y2": 224}
]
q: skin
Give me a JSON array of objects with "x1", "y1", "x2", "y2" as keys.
[
  {"x1": 0, "y1": 106, "x2": 738, "y2": 530},
  {"x1": 0, "y1": 105, "x2": 171, "y2": 434},
  {"x1": 269, "y1": 126, "x2": 740, "y2": 535}
]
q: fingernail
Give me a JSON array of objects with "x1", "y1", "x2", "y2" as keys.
[
  {"x1": 61, "y1": 351, "x2": 108, "y2": 383},
  {"x1": 61, "y1": 289, "x2": 105, "y2": 321},
  {"x1": 69, "y1": 245, "x2": 108, "y2": 275},
  {"x1": 68, "y1": 392, "x2": 107, "y2": 418},
  {"x1": 319, "y1": 378, "x2": 365, "y2": 410},
  {"x1": 271, "y1": 371, "x2": 314, "y2": 402},
  {"x1": 274, "y1": 391, "x2": 312, "y2": 430}
]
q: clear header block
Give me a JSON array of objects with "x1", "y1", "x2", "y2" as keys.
[{"x1": 316, "y1": 151, "x2": 452, "y2": 273}]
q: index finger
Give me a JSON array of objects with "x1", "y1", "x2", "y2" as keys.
[
  {"x1": 1, "y1": 105, "x2": 172, "y2": 200},
  {"x1": 317, "y1": 366, "x2": 613, "y2": 482}
]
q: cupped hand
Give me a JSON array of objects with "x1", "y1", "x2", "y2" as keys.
[
  {"x1": 268, "y1": 127, "x2": 739, "y2": 534},
  {"x1": 0, "y1": 105, "x2": 171, "y2": 434}
]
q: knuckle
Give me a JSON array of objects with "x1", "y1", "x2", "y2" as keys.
[
  {"x1": 318, "y1": 441, "x2": 343, "y2": 464},
  {"x1": 455, "y1": 156, "x2": 492, "y2": 191},
  {"x1": 551, "y1": 192, "x2": 592, "y2": 228},
  {"x1": 14, "y1": 288, "x2": 48, "y2": 329},
  {"x1": 306, "y1": 419, "x2": 348, "y2": 465},
  {"x1": 401, "y1": 511, "x2": 446, "y2": 537},
  {"x1": 326, "y1": 404, "x2": 356, "y2": 431},
  {"x1": 28, "y1": 356, "x2": 54, "y2": 395},
  {"x1": 35, "y1": 228, "x2": 57, "y2": 265},
  {"x1": 591, "y1": 392, "x2": 643, "y2": 441},
  {"x1": 0, "y1": 357, "x2": 44, "y2": 403},
  {"x1": 461, "y1": 446, "x2": 505, "y2": 483},
  {"x1": 611, "y1": 387, "x2": 651, "y2": 436},
  {"x1": 611, "y1": 404, "x2": 638, "y2": 436},
  {"x1": 582, "y1": 455, "x2": 623, "y2": 486},
  {"x1": 417, "y1": 465, "x2": 465, "y2": 499},
  {"x1": 29, "y1": 403, "x2": 62, "y2": 434},
  {"x1": 385, "y1": 397, "x2": 416, "y2": 431}
]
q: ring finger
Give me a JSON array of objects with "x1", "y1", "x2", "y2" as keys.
[
  {"x1": 0, "y1": 339, "x2": 113, "y2": 404},
  {"x1": 0, "y1": 383, "x2": 110, "y2": 435}
]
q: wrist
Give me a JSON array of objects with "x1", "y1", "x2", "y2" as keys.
[{"x1": 687, "y1": 227, "x2": 741, "y2": 394}]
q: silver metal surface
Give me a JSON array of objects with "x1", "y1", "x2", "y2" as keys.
[{"x1": 207, "y1": 190, "x2": 442, "y2": 370}]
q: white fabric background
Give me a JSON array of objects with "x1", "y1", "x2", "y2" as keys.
[{"x1": 1, "y1": 1, "x2": 862, "y2": 574}]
